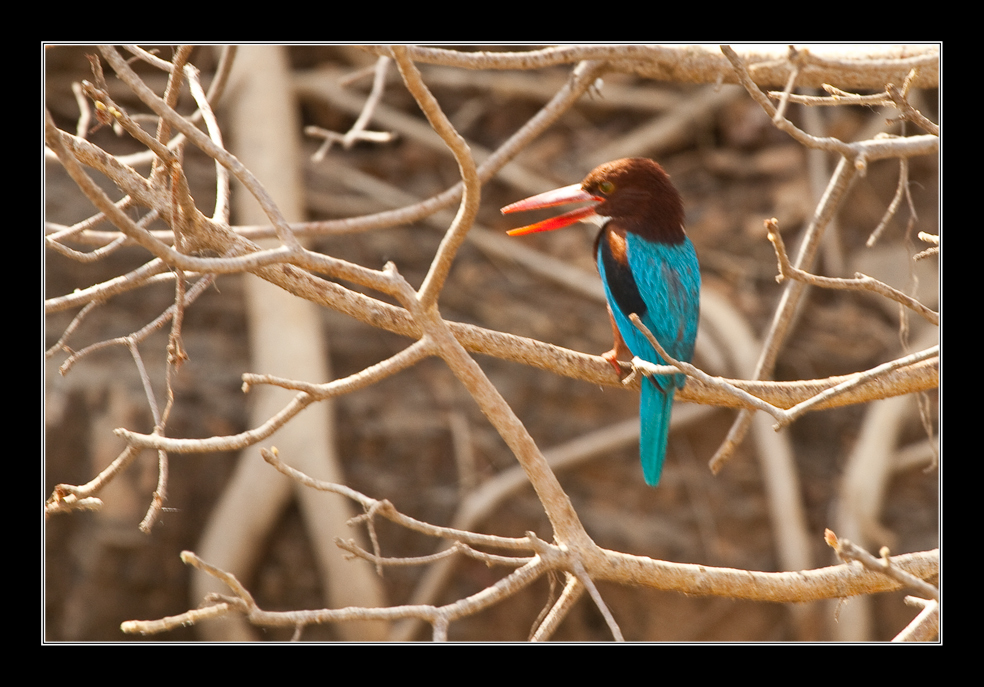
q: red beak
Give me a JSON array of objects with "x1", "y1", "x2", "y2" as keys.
[{"x1": 501, "y1": 183, "x2": 603, "y2": 236}]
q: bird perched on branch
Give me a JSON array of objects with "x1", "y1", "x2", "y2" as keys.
[{"x1": 503, "y1": 158, "x2": 700, "y2": 486}]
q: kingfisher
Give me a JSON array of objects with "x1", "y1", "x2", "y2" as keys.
[{"x1": 502, "y1": 158, "x2": 700, "y2": 486}]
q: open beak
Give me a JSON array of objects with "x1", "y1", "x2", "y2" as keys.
[{"x1": 501, "y1": 183, "x2": 602, "y2": 236}]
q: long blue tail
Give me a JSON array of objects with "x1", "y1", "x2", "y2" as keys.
[{"x1": 640, "y1": 379, "x2": 674, "y2": 486}]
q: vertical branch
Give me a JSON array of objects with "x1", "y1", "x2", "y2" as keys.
[
  {"x1": 710, "y1": 49, "x2": 866, "y2": 474},
  {"x1": 384, "y1": 262, "x2": 592, "y2": 549},
  {"x1": 149, "y1": 46, "x2": 194, "y2": 180},
  {"x1": 390, "y1": 47, "x2": 481, "y2": 311},
  {"x1": 710, "y1": 153, "x2": 859, "y2": 473},
  {"x1": 186, "y1": 63, "x2": 232, "y2": 224},
  {"x1": 383, "y1": 48, "x2": 594, "y2": 548},
  {"x1": 343, "y1": 56, "x2": 392, "y2": 149}
]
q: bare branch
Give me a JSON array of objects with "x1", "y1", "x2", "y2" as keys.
[
  {"x1": 825, "y1": 529, "x2": 938, "y2": 602},
  {"x1": 390, "y1": 46, "x2": 481, "y2": 310},
  {"x1": 360, "y1": 44, "x2": 939, "y2": 89},
  {"x1": 766, "y1": 218, "x2": 938, "y2": 326}
]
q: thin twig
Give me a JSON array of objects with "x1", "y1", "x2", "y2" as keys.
[
  {"x1": 261, "y1": 448, "x2": 534, "y2": 552},
  {"x1": 571, "y1": 559, "x2": 623, "y2": 641},
  {"x1": 629, "y1": 314, "x2": 787, "y2": 422},
  {"x1": 867, "y1": 158, "x2": 911, "y2": 247},
  {"x1": 886, "y1": 78, "x2": 939, "y2": 136},
  {"x1": 767, "y1": 218, "x2": 938, "y2": 326},
  {"x1": 825, "y1": 529, "x2": 938, "y2": 602},
  {"x1": 185, "y1": 63, "x2": 231, "y2": 223},
  {"x1": 56, "y1": 273, "x2": 215, "y2": 374},
  {"x1": 46, "y1": 446, "x2": 142, "y2": 516},
  {"x1": 310, "y1": 55, "x2": 396, "y2": 161}
]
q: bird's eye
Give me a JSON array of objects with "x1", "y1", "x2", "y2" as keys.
[{"x1": 598, "y1": 180, "x2": 615, "y2": 195}]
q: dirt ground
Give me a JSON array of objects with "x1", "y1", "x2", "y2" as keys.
[{"x1": 44, "y1": 45, "x2": 939, "y2": 642}]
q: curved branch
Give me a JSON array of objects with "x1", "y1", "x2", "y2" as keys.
[{"x1": 390, "y1": 46, "x2": 481, "y2": 309}]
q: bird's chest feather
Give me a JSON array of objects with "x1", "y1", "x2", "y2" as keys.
[{"x1": 596, "y1": 226, "x2": 700, "y2": 370}]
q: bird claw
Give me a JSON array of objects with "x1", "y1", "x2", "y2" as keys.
[{"x1": 602, "y1": 348, "x2": 635, "y2": 384}]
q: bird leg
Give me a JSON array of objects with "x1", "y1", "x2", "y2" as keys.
[{"x1": 601, "y1": 307, "x2": 633, "y2": 377}]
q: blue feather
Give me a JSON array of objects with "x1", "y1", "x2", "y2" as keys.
[
  {"x1": 598, "y1": 232, "x2": 700, "y2": 486},
  {"x1": 639, "y1": 381, "x2": 674, "y2": 485}
]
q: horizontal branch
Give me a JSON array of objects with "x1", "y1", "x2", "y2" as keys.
[
  {"x1": 113, "y1": 286, "x2": 939, "y2": 455},
  {"x1": 589, "y1": 546, "x2": 938, "y2": 602},
  {"x1": 825, "y1": 529, "x2": 938, "y2": 602},
  {"x1": 117, "y1": 462, "x2": 939, "y2": 637},
  {"x1": 122, "y1": 544, "x2": 938, "y2": 636},
  {"x1": 359, "y1": 44, "x2": 939, "y2": 89},
  {"x1": 118, "y1": 488, "x2": 939, "y2": 637},
  {"x1": 122, "y1": 550, "x2": 554, "y2": 640}
]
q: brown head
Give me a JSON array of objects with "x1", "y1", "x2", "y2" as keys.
[
  {"x1": 503, "y1": 158, "x2": 685, "y2": 244},
  {"x1": 579, "y1": 158, "x2": 685, "y2": 244}
]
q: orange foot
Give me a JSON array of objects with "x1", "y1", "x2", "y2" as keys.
[
  {"x1": 602, "y1": 308, "x2": 634, "y2": 378},
  {"x1": 602, "y1": 348, "x2": 623, "y2": 375}
]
